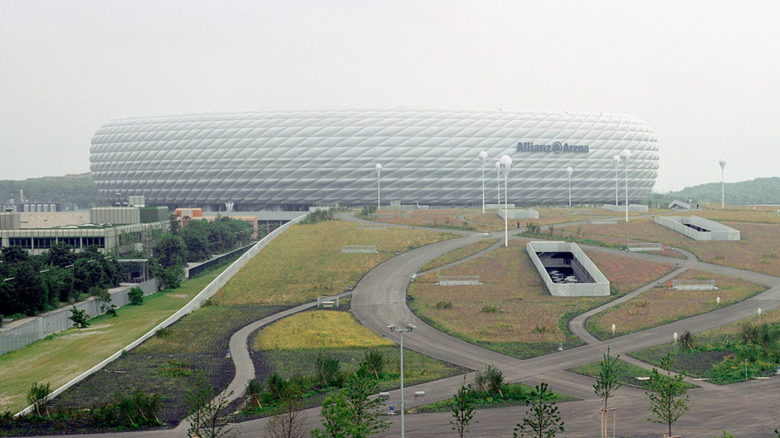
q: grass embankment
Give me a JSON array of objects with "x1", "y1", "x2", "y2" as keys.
[
  {"x1": 0, "y1": 261, "x2": 232, "y2": 415},
  {"x1": 216, "y1": 220, "x2": 452, "y2": 305},
  {"x1": 569, "y1": 359, "x2": 696, "y2": 390},
  {"x1": 630, "y1": 307, "x2": 780, "y2": 384},
  {"x1": 408, "y1": 240, "x2": 675, "y2": 359},
  {"x1": 420, "y1": 239, "x2": 499, "y2": 272},
  {"x1": 567, "y1": 218, "x2": 780, "y2": 275},
  {"x1": 586, "y1": 270, "x2": 765, "y2": 340},
  {"x1": 247, "y1": 311, "x2": 465, "y2": 416},
  {"x1": 48, "y1": 220, "x2": 451, "y2": 425},
  {"x1": 673, "y1": 207, "x2": 780, "y2": 224}
]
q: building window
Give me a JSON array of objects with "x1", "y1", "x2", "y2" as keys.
[
  {"x1": 82, "y1": 237, "x2": 106, "y2": 247},
  {"x1": 60, "y1": 237, "x2": 81, "y2": 248},
  {"x1": 33, "y1": 237, "x2": 55, "y2": 249},
  {"x1": 9, "y1": 238, "x2": 32, "y2": 249}
]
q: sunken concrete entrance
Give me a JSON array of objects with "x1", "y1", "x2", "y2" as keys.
[
  {"x1": 526, "y1": 241, "x2": 610, "y2": 296},
  {"x1": 654, "y1": 215, "x2": 740, "y2": 241}
]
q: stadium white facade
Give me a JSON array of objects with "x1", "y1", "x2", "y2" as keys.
[{"x1": 89, "y1": 109, "x2": 659, "y2": 209}]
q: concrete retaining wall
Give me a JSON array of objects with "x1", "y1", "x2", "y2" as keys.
[
  {"x1": 14, "y1": 213, "x2": 306, "y2": 417},
  {"x1": 654, "y1": 215, "x2": 740, "y2": 241},
  {"x1": 0, "y1": 279, "x2": 159, "y2": 355},
  {"x1": 526, "y1": 241, "x2": 610, "y2": 296},
  {"x1": 601, "y1": 203, "x2": 649, "y2": 212},
  {"x1": 498, "y1": 208, "x2": 539, "y2": 220}
]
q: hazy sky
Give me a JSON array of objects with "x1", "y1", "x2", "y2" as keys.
[{"x1": 1, "y1": 0, "x2": 778, "y2": 192}]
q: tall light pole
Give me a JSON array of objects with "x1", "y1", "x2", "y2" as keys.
[
  {"x1": 620, "y1": 150, "x2": 631, "y2": 222},
  {"x1": 375, "y1": 163, "x2": 382, "y2": 209},
  {"x1": 478, "y1": 151, "x2": 488, "y2": 213},
  {"x1": 495, "y1": 160, "x2": 501, "y2": 208},
  {"x1": 719, "y1": 159, "x2": 726, "y2": 209},
  {"x1": 612, "y1": 154, "x2": 620, "y2": 206},
  {"x1": 500, "y1": 154, "x2": 512, "y2": 247},
  {"x1": 566, "y1": 166, "x2": 573, "y2": 207},
  {"x1": 388, "y1": 323, "x2": 414, "y2": 438}
]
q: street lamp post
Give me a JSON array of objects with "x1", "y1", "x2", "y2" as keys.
[
  {"x1": 566, "y1": 166, "x2": 573, "y2": 208},
  {"x1": 375, "y1": 163, "x2": 382, "y2": 209},
  {"x1": 719, "y1": 159, "x2": 726, "y2": 209},
  {"x1": 500, "y1": 155, "x2": 512, "y2": 247},
  {"x1": 612, "y1": 154, "x2": 620, "y2": 206},
  {"x1": 495, "y1": 160, "x2": 501, "y2": 207},
  {"x1": 388, "y1": 323, "x2": 415, "y2": 438},
  {"x1": 478, "y1": 151, "x2": 488, "y2": 213},
  {"x1": 620, "y1": 150, "x2": 631, "y2": 222}
]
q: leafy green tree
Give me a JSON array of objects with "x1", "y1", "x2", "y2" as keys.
[
  {"x1": 42, "y1": 267, "x2": 75, "y2": 303},
  {"x1": 14, "y1": 263, "x2": 46, "y2": 315},
  {"x1": 169, "y1": 213, "x2": 181, "y2": 235},
  {"x1": 46, "y1": 242, "x2": 75, "y2": 267},
  {"x1": 450, "y1": 377, "x2": 478, "y2": 438},
  {"x1": 154, "y1": 233, "x2": 187, "y2": 268},
  {"x1": 593, "y1": 346, "x2": 622, "y2": 437},
  {"x1": 646, "y1": 354, "x2": 691, "y2": 437},
  {"x1": 311, "y1": 366, "x2": 390, "y2": 438},
  {"x1": 161, "y1": 265, "x2": 184, "y2": 289},
  {"x1": 72, "y1": 257, "x2": 106, "y2": 295},
  {"x1": 1, "y1": 246, "x2": 29, "y2": 264},
  {"x1": 181, "y1": 220, "x2": 212, "y2": 261},
  {"x1": 69, "y1": 306, "x2": 90, "y2": 328},
  {"x1": 513, "y1": 382, "x2": 564, "y2": 438}
]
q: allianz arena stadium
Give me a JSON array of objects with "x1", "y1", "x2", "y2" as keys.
[{"x1": 89, "y1": 109, "x2": 659, "y2": 209}]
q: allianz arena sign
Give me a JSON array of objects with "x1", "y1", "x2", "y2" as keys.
[{"x1": 516, "y1": 141, "x2": 589, "y2": 154}]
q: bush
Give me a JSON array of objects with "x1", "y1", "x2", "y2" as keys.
[
  {"x1": 68, "y1": 306, "x2": 89, "y2": 328},
  {"x1": 27, "y1": 381, "x2": 51, "y2": 417},
  {"x1": 128, "y1": 287, "x2": 144, "y2": 305},
  {"x1": 481, "y1": 305, "x2": 500, "y2": 313},
  {"x1": 161, "y1": 265, "x2": 183, "y2": 289},
  {"x1": 435, "y1": 301, "x2": 453, "y2": 310},
  {"x1": 315, "y1": 354, "x2": 342, "y2": 387},
  {"x1": 474, "y1": 365, "x2": 504, "y2": 397},
  {"x1": 301, "y1": 209, "x2": 334, "y2": 224}
]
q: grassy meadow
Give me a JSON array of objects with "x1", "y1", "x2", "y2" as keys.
[
  {"x1": 408, "y1": 239, "x2": 676, "y2": 358},
  {"x1": 586, "y1": 270, "x2": 766, "y2": 340},
  {"x1": 216, "y1": 220, "x2": 452, "y2": 305}
]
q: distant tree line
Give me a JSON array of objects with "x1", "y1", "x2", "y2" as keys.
[
  {"x1": 0, "y1": 244, "x2": 123, "y2": 320},
  {"x1": 0, "y1": 216, "x2": 252, "y2": 322},
  {"x1": 154, "y1": 216, "x2": 253, "y2": 268},
  {"x1": 0, "y1": 173, "x2": 99, "y2": 208}
]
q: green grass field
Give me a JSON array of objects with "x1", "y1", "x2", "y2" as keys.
[
  {"x1": 0, "y1": 263, "x2": 231, "y2": 414},
  {"x1": 569, "y1": 359, "x2": 696, "y2": 390},
  {"x1": 216, "y1": 220, "x2": 453, "y2": 305}
]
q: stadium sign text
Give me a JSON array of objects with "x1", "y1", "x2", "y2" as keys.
[{"x1": 516, "y1": 141, "x2": 589, "y2": 154}]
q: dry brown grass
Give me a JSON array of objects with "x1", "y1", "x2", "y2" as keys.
[
  {"x1": 409, "y1": 239, "x2": 676, "y2": 345},
  {"x1": 571, "y1": 218, "x2": 780, "y2": 275},
  {"x1": 670, "y1": 206, "x2": 780, "y2": 224},
  {"x1": 376, "y1": 208, "x2": 504, "y2": 232},
  {"x1": 215, "y1": 220, "x2": 452, "y2": 305},
  {"x1": 588, "y1": 270, "x2": 766, "y2": 338},
  {"x1": 420, "y1": 238, "x2": 499, "y2": 272}
]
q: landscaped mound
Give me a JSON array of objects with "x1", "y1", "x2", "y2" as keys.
[{"x1": 408, "y1": 240, "x2": 676, "y2": 358}]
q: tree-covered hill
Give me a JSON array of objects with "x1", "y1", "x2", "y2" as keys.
[
  {"x1": 0, "y1": 173, "x2": 100, "y2": 208},
  {"x1": 662, "y1": 177, "x2": 780, "y2": 205}
]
